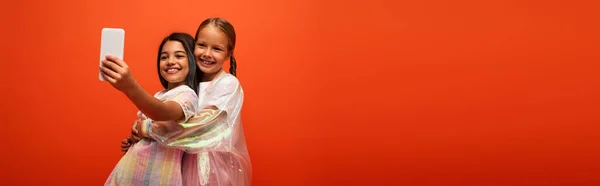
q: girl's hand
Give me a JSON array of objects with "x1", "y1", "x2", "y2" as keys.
[
  {"x1": 100, "y1": 55, "x2": 138, "y2": 94},
  {"x1": 122, "y1": 119, "x2": 143, "y2": 152},
  {"x1": 131, "y1": 119, "x2": 143, "y2": 142},
  {"x1": 121, "y1": 138, "x2": 131, "y2": 152}
]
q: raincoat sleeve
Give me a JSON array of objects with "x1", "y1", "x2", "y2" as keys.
[
  {"x1": 143, "y1": 75, "x2": 244, "y2": 154},
  {"x1": 144, "y1": 74, "x2": 252, "y2": 186}
]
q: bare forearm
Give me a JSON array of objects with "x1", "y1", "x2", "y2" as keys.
[{"x1": 123, "y1": 83, "x2": 183, "y2": 121}]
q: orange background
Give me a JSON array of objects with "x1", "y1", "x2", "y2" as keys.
[{"x1": 1, "y1": 0, "x2": 599, "y2": 185}]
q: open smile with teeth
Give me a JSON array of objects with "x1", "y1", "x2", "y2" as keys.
[
  {"x1": 200, "y1": 59, "x2": 216, "y2": 65},
  {"x1": 165, "y1": 68, "x2": 181, "y2": 74}
]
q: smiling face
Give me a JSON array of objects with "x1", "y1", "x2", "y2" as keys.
[
  {"x1": 194, "y1": 25, "x2": 232, "y2": 81},
  {"x1": 159, "y1": 40, "x2": 190, "y2": 89}
]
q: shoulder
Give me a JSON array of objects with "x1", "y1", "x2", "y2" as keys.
[
  {"x1": 154, "y1": 89, "x2": 167, "y2": 98},
  {"x1": 172, "y1": 85, "x2": 196, "y2": 93},
  {"x1": 206, "y1": 73, "x2": 243, "y2": 97},
  {"x1": 215, "y1": 73, "x2": 240, "y2": 87},
  {"x1": 211, "y1": 73, "x2": 242, "y2": 92},
  {"x1": 165, "y1": 85, "x2": 198, "y2": 99}
]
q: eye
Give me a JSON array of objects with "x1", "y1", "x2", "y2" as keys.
[
  {"x1": 176, "y1": 55, "x2": 185, "y2": 59},
  {"x1": 197, "y1": 43, "x2": 206, "y2": 47},
  {"x1": 160, "y1": 56, "x2": 167, "y2": 60},
  {"x1": 214, "y1": 47, "x2": 222, "y2": 51}
]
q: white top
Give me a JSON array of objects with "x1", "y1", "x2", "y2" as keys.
[
  {"x1": 198, "y1": 82, "x2": 210, "y2": 105},
  {"x1": 137, "y1": 85, "x2": 199, "y2": 122}
]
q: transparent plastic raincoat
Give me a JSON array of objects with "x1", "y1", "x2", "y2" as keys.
[{"x1": 146, "y1": 71, "x2": 251, "y2": 186}]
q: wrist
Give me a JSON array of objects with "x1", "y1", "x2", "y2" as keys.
[
  {"x1": 140, "y1": 119, "x2": 151, "y2": 138},
  {"x1": 123, "y1": 81, "x2": 141, "y2": 98}
]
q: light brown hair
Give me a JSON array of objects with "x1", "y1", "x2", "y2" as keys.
[{"x1": 195, "y1": 17, "x2": 237, "y2": 76}]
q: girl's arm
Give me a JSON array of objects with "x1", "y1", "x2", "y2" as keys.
[
  {"x1": 122, "y1": 83, "x2": 185, "y2": 121},
  {"x1": 141, "y1": 75, "x2": 242, "y2": 154},
  {"x1": 100, "y1": 55, "x2": 185, "y2": 121}
]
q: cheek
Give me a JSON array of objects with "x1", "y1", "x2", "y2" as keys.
[
  {"x1": 180, "y1": 59, "x2": 189, "y2": 68},
  {"x1": 216, "y1": 53, "x2": 227, "y2": 64},
  {"x1": 181, "y1": 68, "x2": 190, "y2": 76},
  {"x1": 159, "y1": 60, "x2": 167, "y2": 68},
  {"x1": 180, "y1": 60, "x2": 190, "y2": 72},
  {"x1": 194, "y1": 48, "x2": 202, "y2": 58}
]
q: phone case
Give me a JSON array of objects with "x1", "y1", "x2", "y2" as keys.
[{"x1": 99, "y1": 28, "x2": 125, "y2": 81}]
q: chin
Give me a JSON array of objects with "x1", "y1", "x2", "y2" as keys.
[
  {"x1": 162, "y1": 75, "x2": 184, "y2": 82},
  {"x1": 200, "y1": 67, "x2": 219, "y2": 74}
]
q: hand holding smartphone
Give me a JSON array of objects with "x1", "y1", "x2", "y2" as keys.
[{"x1": 99, "y1": 28, "x2": 125, "y2": 81}]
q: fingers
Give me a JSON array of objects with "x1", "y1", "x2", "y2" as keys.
[
  {"x1": 100, "y1": 66, "x2": 120, "y2": 82},
  {"x1": 130, "y1": 133, "x2": 141, "y2": 143},
  {"x1": 130, "y1": 137, "x2": 140, "y2": 144},
  {"x1": 100, "y1": 71, "x2": 117, "y2": 83},
  {"x1": 131, "y1": 119, "x2": 141, "y2": 143},
  {"x1": 101, "y1": 59, "x2": 125, "y2": 75},
  {"x1": 121, "y1": 139, "x2": 130, "y2": 152},
  {"x1": 105, "y1": 55, "x2": 128, "y2": 68},
  {"x1": 121, "y1": 139, "x2": 130, "y2": 147},
  {"x1": 131, "y1": 120, "x2": 139, "y2": 134}
]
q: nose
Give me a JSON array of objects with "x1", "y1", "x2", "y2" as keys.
[
  {"x1": 201, "y1": 48, "x2": 212, "y2": 59},
  {"x1": 167, "y1": 56, "x2": 176, "y2": 65}
]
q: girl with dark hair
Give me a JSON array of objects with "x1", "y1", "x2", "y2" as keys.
[{"x1": 102, "y1": 32, "x2": 199, "y2": 186}]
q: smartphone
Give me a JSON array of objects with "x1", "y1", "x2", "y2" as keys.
[{"x1": 99, "y1": 28, "x2": 125, "y2": 81}]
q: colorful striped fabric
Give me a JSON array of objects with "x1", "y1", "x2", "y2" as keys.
[
  {"x1": 105, "y1": 140, "x2": 184, "y2": 186},
  {"x1": 105, "y1": 85, "x2": 198, "y2": 186}
]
